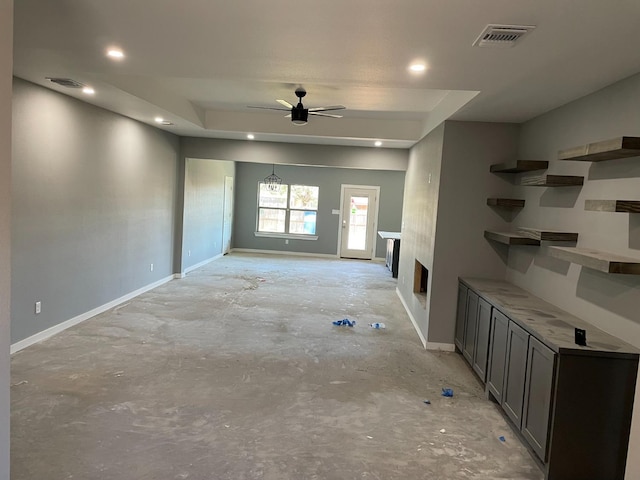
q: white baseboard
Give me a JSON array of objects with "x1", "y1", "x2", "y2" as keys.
[
  {"x1": 173, "y1": 273, "x2": 185, "y2": 279},
  {"x1": 10, "y1": 274, "x2": 174, "y2": 354},
  {"x1": 183, "y1": 253, "x2": 223, "y2": 275},
  {"x1": 396, "y1": 287, "x2": 427, "y2": 349},
  {"x1": 426, "y1": 342, "x2": 456, "y2": 352},
  {"x1": 232, "y1": 248, "x2": 338, "y2": 259}
]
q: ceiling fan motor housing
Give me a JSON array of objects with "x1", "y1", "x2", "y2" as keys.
[{"x1": 291, "y1": 105, "x2": 309, "y2": 125}]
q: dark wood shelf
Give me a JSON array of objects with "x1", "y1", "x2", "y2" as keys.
[
  {"x1": 486, "y1": 198, "x2": 525, "y2": 209},
  {"x1": 520, "y1": 174, "x2": 584, "y2": 187},
  {"x1": 517, "y1": 228, "x2": 578, "y2": 242},
  {"x1": 585, "y1": 200, "x2": 640, "y2": 213},
  {"x1": 548, "y1": 246, "x2": 640, "y2": 274},
  {"x1": 484, "y1": 230, "x2": 541, "y2": 246},
  {"x1": 490, "y1": 160, "x2": 549, "y2": 173},
  {"x1": 558, "y1": 136, "x2": 640, "y2": 162}
]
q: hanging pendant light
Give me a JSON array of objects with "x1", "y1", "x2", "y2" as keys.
[{"x1": 264, "y1": 164, "x2": 282, "y2": 191}]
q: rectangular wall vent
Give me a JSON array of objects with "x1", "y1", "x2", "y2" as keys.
[
  {"x1": 46, "y1": 77, "x2": 84, "y2": 88},
  {"x1": 473, "y1": 24, "x2": 536, "y2": 48}
]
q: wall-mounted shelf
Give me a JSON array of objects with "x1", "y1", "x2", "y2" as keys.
[
  {"x1": 516, "y1": 228, "x2": 579, "y2": 242},
  {"x1": 484, "y1": 230, "x2": 540, "y2": 246},
  {"x1": 490, "y1": 160, "x2": 549, "y2": 173},
  {"x1": 486, "y1": 198, "x2": 525, "y2": 209},
  {"x1": 548, "y1": 246, "x2": 640, "y2": 274},
  {"x1": 520, "y1": 174, "x2": 584, "y2": 187},
  {"x1": 585, "y1": 200, "x2": 640, "y2": 213},
  {"x1": 558, "y1": 136, "x2": 640, "y2": 162}
]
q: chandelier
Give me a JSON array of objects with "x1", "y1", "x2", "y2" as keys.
[{"x1": 263, "y1": 164, "x2": 282, "y2": 191}]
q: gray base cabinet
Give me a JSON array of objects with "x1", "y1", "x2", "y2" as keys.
[
  {"x1": 462, "y1": 290, "x2": 479, "y2": 364},
  {"x1": 487, "y1": 309, "x2": 508, "y2": 403},
  {"x1": 457, "y1": 277, "x2": 639, "y2": 480},
  {"x1": 502, "y1": 320, "x2": 529, "y2": 429},
  {"x1": 472, "y1": 297, "x2": 491, "y2": 382},
  {"x1": 522, "y1": 336, "x2": 555, "y2": 461}
]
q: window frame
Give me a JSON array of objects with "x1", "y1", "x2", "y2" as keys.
[{"x1": 255, "y1": 182, "x2": 319, "y2": 240}]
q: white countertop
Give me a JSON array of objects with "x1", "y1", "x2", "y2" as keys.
[{"x1": 378, "y1": 231, "x2": 401, "y2": 240}]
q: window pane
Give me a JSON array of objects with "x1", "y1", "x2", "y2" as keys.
[
  {"x1": 289, "y1": 210, "x2": 316, "y2": 235},
  {"x1": 259, "y1": 183, "x2": 288, "y2": 208},
  {"x1": 290, "y1": 185, "x2": 319, "y2": 210},
  {"x1": 258, "y1": 208, "x2": 286, "y2": 233}
]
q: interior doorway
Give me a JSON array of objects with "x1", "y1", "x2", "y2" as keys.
[
  {"x1": 339, "y1": 185, "x2": 380, "y2": 259},
  {"x1": 222, "y1": 176, "x2": 234, "y2": 254}
]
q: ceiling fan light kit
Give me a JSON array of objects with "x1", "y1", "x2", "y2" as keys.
[{"x1": 248, "y1": 87, "x2": 345, "y2": 125}]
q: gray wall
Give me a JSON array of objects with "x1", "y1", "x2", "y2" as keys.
[
  {"x1": 397, "y1": 124, "x2": 445, "y2": 345},
  {"x1": 429, "y1": 121, "x2": 519, "y2": 344},
  {"x1": 182, "y1": 137, "x2": 408, "y2": 171},
  {"x1": 182, "y1": 158, "x2": 235, "y2": 270},
  {"x1": 0, "y1": 2, "x2": 12, "y2": 478},
  {"x1": 11, "y1": 78, "x2": 180, "y2": 343},
  {"x1": 397, "y1": 121, "x2": 518, "y2": 347},
  {"x1": 507, "y1": 72, "x2": 640, "y2": 480},
  {"x1": 234, "y1": 162, "x2": 405, "y2": 257}
]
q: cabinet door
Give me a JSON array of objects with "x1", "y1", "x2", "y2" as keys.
[
  {"x1": 472, "y1": 298, "x2": 492, "y2": 382},
  {"x1": 522, "y1": 336, "x2": 556, "y2": 461},
  {"x1": 502, "y1": 321, "x2": 529, "y2": 429},
  {"x1": 487, "y1": 309, "x2": 509, "y2": 403},
  {"x1": 454, "y1": 283, "x2": 468, "y2": 351},
  {"x1": 462, "y1": 290, "x2": 479, "y2": 364}
]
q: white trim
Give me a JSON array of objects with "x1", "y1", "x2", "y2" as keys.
[
  {"x1": 233, "y1": 248, "x2": 338, "y2": 259},
  {"x1": 426, "y1": 342, "x2": 456, "y2": 352},
  {"x1": 396, "y1": 287, "x2": 427, "y2": 349},
  {"x1": 183, "y1": 253, "x2": 223, "y2": 275},
  {"x1": 254, "y1": 232, "x2": 318, "y2": 241},
  {"x1": 173, "y1": 273, "x2": 186, "y2": 279},
  {"x1": 11, "y1": 274, "x2": 174, "y2": 354},
  {"x1": 373, "y1": 256, "x2": 386, "y2": 263}
]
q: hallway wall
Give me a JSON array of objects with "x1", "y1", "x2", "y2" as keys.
[
  {"x1": 11, "y1": 79, "x2": 180, "y2": 344},
  {"x1": 181, "y1": 158, "x2": 235, "y2": 271},
  {"x1": 0, "y1": 2, "x2": 13, "y2": 478}
]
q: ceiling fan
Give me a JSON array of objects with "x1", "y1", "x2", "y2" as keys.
[{"x1": 248, "y1": 87, "x2": 345, "y2": 125}]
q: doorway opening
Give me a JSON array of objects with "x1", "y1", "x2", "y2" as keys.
[{"x1": 338, "y1": 185, "x2": 380, "y2": 259}]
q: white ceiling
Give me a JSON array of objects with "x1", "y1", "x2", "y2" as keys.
[{"x1": 12, "y1": 0, "x2": 640, "y2": 148}]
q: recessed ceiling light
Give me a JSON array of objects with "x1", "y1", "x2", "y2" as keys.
[
  {"x1": 247, "y1": 134, "x2": 255, "y2": 140},
  {"x1": 82, "y1": 86, "x2": 95, "y2": 95},
  {"x1": 154, "y1": 117, "x2": 164, "y2": 124},
  {"x1": 409, "y1": 63, "x2": 427, "y2": 73},
  {"x1": 107, "y1": 49, "x2": 125, "y2": 59},
  {"x1": 374, "y1": 141, "x2": 383, "y2": 147}
]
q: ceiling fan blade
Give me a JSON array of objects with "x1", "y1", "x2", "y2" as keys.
[
  {"x1": 309, "y1": 112, "x2": 343, "y2": 118},
  {"x1": 248, "y1": 106, "x2": 291, "y2": 111},
  {"x1": 308, "y1": 105, "x2": 346, "y2": 112},
  {"x1": 284, "y1": 113, "x2": 292, "y2": 118},
  {"x1": 277, "y1": 99, "x2": 294, "y2": 109}
]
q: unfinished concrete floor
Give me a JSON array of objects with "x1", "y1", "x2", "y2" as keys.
[{"x1": 11, "y1": 253, "x2": 543, "y2": 480}]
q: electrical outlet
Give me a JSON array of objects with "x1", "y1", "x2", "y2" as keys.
[
  {"x1": 35, "y1": 301, "x2": 41, "y2": 314},
  {"x1": 188, "y1": 250, "x2": 191, "y2": 257},
  {"x1": 150, "y1": 263, "x2": 154, "y2": 272},
  {"x1": 285, "y1": 239, "x2": 289, "y2": 245}
]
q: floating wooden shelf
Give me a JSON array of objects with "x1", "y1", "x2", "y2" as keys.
[
  {"x1": 486, "y1": 198, "x2": 525, "y2": 209},
  {"x1": 490, "y1": 160, "x2": 549, "y2": 173},
  {"x1": 517, "y1": 228, "x2": 579, "y2": 242},
  {"x1": 585, "y1": 200, "x2": 640, "y2": 213},
  {"x1": 520, "y1": 174, "x2": 584, "y2": 187},
  {"x1": 484, "y1": 230, "x2": 541, "y2": 246},
  {"x1": 548, "y1": 246, "x2": 640, "y2": 274},
  {"x1": 558, "y1": 136, "x2": 640, "y2": 162}
]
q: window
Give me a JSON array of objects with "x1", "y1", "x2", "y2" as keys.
[{"x1": 257, "y1": 183, "x2": 319, "y2": 236}]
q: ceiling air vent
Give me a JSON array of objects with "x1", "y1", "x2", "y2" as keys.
[
  {"x1": 473, "y1": 24, "x2": 535, "y2": 48},
  {"x1": 46, "y1": 77, "x2": 84, "y2": 88}
]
